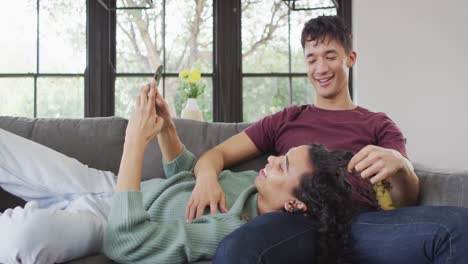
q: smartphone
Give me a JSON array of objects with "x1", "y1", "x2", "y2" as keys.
[{"x1": 153, "y1": 65, "x2": 163, "y2": 86}]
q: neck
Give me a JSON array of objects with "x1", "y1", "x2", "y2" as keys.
[
  {"x1": 256, "y1": 194, "x2": 277, "y2": 215},
  {"x1": 315, "y1": 88, "x2": 355, "y2": 110}
]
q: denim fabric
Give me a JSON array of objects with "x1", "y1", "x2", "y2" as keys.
[
  {"x1": 214, "y1": 212, "x2": 317, "y2": 264},
  {"x1": 214, "y1": 207, "x2": 468, "y2": 264}
]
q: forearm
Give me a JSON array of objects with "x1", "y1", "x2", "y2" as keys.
[
  {"x1": 115, "y1": 141, "x2": 146, "y2": 192},
  {"x1": 193, "y1": 131, "x2": 260, "y2": 181},
  {"x1": 157, "y1": 122, "x2": 184, "y2": 163},
  {"x1": 388, "y1": 159, "x2": 420, "y2": 207},
  {"x1": 193, "y1": 148, "x2": 224, "y2": 180}
]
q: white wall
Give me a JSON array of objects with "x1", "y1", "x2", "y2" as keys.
[{"x1": 352, "y1": 0, "x2": 468, "y2": 170}]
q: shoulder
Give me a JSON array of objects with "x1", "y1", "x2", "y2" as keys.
[
  {"x1": 356, "y1": 106, "x2": 395, "y2": 123},
  {"x1": 273, "y1": 104, "x2": 309, "y2": 122},
  {"x1": 248, "y1": 104, "x2": 308, "y2": 126}
]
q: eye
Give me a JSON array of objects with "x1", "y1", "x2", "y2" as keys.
[
  {"x1": 327, "y1": 56, "x2": 337, "y2": 61},
  {"x1": 308, "y1": 60, "x2": 316, "y2": 65}
]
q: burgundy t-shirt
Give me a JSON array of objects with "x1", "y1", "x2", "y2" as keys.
[
  {"x1": 245, "y1": 104, "x2": 407, "y2": 209},
  {"x1": 245, "y1": 104, "x2": 407, "y2": 157}
]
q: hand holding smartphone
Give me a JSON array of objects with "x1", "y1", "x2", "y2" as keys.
[
  {"x1": 153, "y1": 65, "x2": 163, "y2": 86},
  {"x1": 152, "y1": 65, "x2": 163, "y2": 115}
]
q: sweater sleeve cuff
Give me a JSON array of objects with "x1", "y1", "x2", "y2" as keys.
[{"x1": 163, "y1": 145, "x2": 196, "y2": 177}]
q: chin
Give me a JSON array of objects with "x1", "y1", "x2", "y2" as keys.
[{"x1": 254, "y1": 177, "x2": 261, "y2": 189}]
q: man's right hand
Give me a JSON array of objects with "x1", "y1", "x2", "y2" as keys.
[{"x1": 185, "y1": 176, "x2": 228, "y2": 223}]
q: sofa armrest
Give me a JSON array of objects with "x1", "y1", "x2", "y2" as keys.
[{"x1": 415, "y1": 164, "x2": 468, "y2": 207}]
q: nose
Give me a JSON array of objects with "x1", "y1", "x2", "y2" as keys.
[
  {"x1": 267, "y1": 155, "x2": 274, "y2": 164},
  {"x1": 267, "y1": 155, "x2": 283, "y2": 170},
  {"x1": 315, "y1": 58, "x2": 328, "y2": 75}
]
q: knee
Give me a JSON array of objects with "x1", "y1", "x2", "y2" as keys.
[
  {"x1": 429, "y1": 207, "x2": 467, "y2": 233},
  {"x1": 5, "y1": 211, "x2": 64, "y2": 264},
  {"x1": 213, "y1": 213, "x2": 317, "y2": 264},
  {"x1": 213, "y1": 225, "x2": 255, "y2": 264},
  {"x1": 408, "y1": 207, "x2": 468, "y2": 248},
  {"x1": 13, "y1": 212, "x2": 55, "y2": 253}
]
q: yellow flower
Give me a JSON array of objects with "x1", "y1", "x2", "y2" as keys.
[
  {"x1": 179, "y1": 70, "x2": 190, "y2": 79},
  {"x1": 188, "y1": 69, "x2": 201, "y2": 83}
]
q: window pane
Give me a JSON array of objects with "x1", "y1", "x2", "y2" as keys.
[
  {"x1": 0, "y1": 78, "x2": 34, "y2": 117},
  {"x1": 242, "y1": 1, "x2": 289, "y2": 73},
  {"x1": 36, "y1": 77, "x2": 84, "y2": 118},
  {"x1": 165, "y1": 1, "x2": 213, "y2": 73},
  {"x1": 166, "y1": 77, "x2": 213, "y2": 122},
  {"x1": 115, "y1": 76, "x2": 213, "y2": 121},
  {"x1": 116, "y1": 3, "x2": 163, "y2": 73},
  {"x1": 39, "y1": 1, "x2": 86, "y2": 73},
  {"x1": 116, "y1": 0, "x2": 153, "y2": 9},
  {"x1": 290, "y1": 9, "x2": 336, "y2": 73},
  {"x1": 115, "y1": 76, "x2": 155, "y2": 118},
  {"x1": 292, "y1": 77, "x2": 315, "y2": 105},
  {"x1": 243, "y1": 77, "x2": 289, "y2": 122},
  {"x1": 0, "y1": 1, "x2": 36, "y2": 73},
  {"x1": 292, "y1": 0, "x2": 337, "y2": 10}
]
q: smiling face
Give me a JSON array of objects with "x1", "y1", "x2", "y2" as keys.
[
  {"x1": 304, "y1": 37, "x2": 356, "y2": 102},
  {"x1": 255, "y1": 145, "x2": 314, "y2": 213}
]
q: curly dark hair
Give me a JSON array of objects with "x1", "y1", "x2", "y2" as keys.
[
  {"x1": 301, "y1": 15, "x2": 352, "y2": 54},
  {"x1": 293, "y1": 144, "x2": 380, "y2": 264}
]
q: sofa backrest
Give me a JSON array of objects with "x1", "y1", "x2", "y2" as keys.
[
  {"x1": 0, "y1": 116, "x2": 268, "y2": 179},
  {"x1": 2, "y1": 116, "x2": 468, "y2": 210},
  {"x1": 143, "y1": 118, "x2": 268, "y2": 180}
]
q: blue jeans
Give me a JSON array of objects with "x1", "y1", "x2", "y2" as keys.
[{"x1": 213, "y1": 206, "x2": 468, "y2": 264}]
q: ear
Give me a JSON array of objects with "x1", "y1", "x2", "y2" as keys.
[
  {"x1": 284, "y1": 199, "x2": 308, "y2": 214},
  {"x1": 346, "y1": 50, "x2": 357, "y2": 68}
]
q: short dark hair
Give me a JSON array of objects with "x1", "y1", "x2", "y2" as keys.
[{"x1": 301, "y1": 16, "x2": 352, "y2": 53}]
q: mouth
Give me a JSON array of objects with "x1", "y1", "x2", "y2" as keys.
[
  {"x1": 315, "y1": 74, "x2": 334, "y2": 87},
  {"x1": 259, "y1": 168, "x2": 268, "y2": 179}
]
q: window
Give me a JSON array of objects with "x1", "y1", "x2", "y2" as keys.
[
  {"x1": 1, "y1": 0, "x2": 350, "y2": 122},
  {"x1": 242, "y1": 0, "x2": 337, "y2": 122},
  {"x1": 0, "y1": 1, "x2": 86, "y2": 118},
  {"x1": 114, "y1": 0, "x2": 214, "y2": 121}
]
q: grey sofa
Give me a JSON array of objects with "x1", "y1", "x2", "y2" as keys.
[{"x1": 1, "y1": 116, "x2": 468, "y2": 264}]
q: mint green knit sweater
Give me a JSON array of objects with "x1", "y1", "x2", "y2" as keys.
[{"x1": 103, "y1": 148, "x2": 259, "y2": 264}]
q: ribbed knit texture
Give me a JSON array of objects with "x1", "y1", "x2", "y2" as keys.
[{"x1": 103, "y1": 147, "x2": 259, "y2": 264}]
